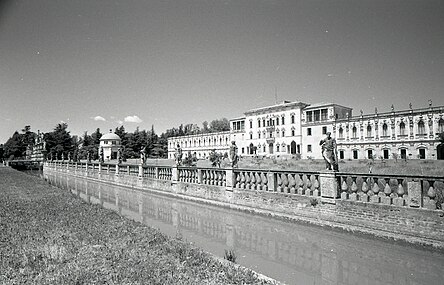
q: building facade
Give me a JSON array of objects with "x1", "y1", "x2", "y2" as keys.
[
  {"x1": 99, "y1": 130, "x2": 122, "y2": 160},
  {"x1": 168, "y1": 101, "x2": 444, "y2": 160}
]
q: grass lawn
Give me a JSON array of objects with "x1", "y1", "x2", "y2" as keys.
[{"x1": 0, "y1": 167, "x2": 276, "y2": 284}]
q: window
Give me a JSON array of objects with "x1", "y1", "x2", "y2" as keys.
[
  {"x1": 400, "y1": 149, "x2": 407, "y2": 159},
  {"x1": 321, "y1": 109, "x2": 328, "y2": 121},
  {"x1": 250, "y1": 133, "x2": 253, "y2": 140},
  {"x1": 263, "y1": 145, "x2": 266, "y2": 152},
  {"x1": 339, "y1": 150, "x2": 344, "y2": 160},
  {"x1": 307, "y1": 128, "x2": 312, "y2": 136},
  {"x1": 291, "y1": 129, "x2": 295, "y2": 136},
  {"x1": 338, "y1": 127, "x2": 343, "y2": 139},
  {"x1": 382, "y1": 123, "x2": 388, "y2": 137},
  {"x1": 306, "y1": 111, "x2": 313, "y2": 122},
  {"x1": 399, "y1": 122, "x2": 406, "y2": 136},
  {"x1": 276, "y1": 145, "x2": 280, "y2": 152},
  {"x1": 291, "y1": 115, "x2": 295, "y2": 124},
  {"x1": 352, "y1": 126, "x2": 357, "y2": 138},
  {"x1": 322, "y1": 126, "x2": 327, "y2": 135},
  {"x1": 383, "y1": 149, "x2": 389, "y2": 159},
  {"x1": 353, "y1": 150, "x2": 358, "y2": 159},
  {"x1": 258, "y1": 132, "x2": 261, "y2": 139},
  {"x1": 104, "y1": 141, "x2": 108, "y2": 144},
  {"x1": 241, "y1": 148, "x2": 245, "y2": 154},
  {"x1": 282, "y1": 116, "x2": 285, "y2": 125},
  {"x1": 112, "y1": 141, "x2": 116, "y2": 145},
  {"x1": 282, "y1": 130, "x2": 285, "y2": 137},
  {"x1": 263, "y1": 119, "x2": 266, "y2": 127},
  {"x1": 258, "y1": 120, "x2": 261, "y2": 128},
  {"x1": 314, "y1": 110, "x2": 320, "y2": 121},
  {"x1": 418, "y1": 148, "x2": 426, "y2": 159},
  {"x1": 367, "y1": 149, "x2": 373, "y2": 159},
  {"x1": 418, "y1": 120, "x2": 425, "y2": 135},
  {"x1": 439, "y1": 119, "x2": 444, "y2": 133},
  {"x1": 250, "y1": 121, "x2": 253, "y2": 128},
  {"x1": 367, "y1": 125, "x2": 372, "y2": 137},
  {"x1": 276, "y1": 117, "x2": 279, "y2": 125},
  {"x1": 307, "y1": 145, "x2": 312, "y2": 152}
]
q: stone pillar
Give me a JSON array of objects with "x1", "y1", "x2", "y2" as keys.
[
  {"x1": 115, "y1": 164, "x2": 120, "y2": 176},
  {"x1": 84, "y1": 163, "x2": 88, "y2": 176},
  {"x1": 320, "y1": 171, "x2": 339, "y2": 204},
  {"x1": 197, "y1": 169, "x2": 203, "y2": 184},
  {"x1": 408, "y1": 179, "x2": 422, "y2": 208},
  {"x1": 98, "y1": 163, "x2": 102, "y2": 174},
  {"x1": 138, "y1": 164, "x2": 143, "y2": 178},
  {"x1": 225, "y1": 168, "x2": 234, "y2": 191},
  {"x1": 267, "y1": 172, "x2": 276, "y2": 192},
  {"x1": 172, "y1": 166, "x2": 178, "y2": 184},
  {"x1": 155, "y1": 167, "x2": 159, "y2": 179}
]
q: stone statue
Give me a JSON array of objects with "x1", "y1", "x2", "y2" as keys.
[
  {"x1": 360, "y1": 109, "x2": 363, "y2": 116},
  {"x1": 319, "y1": 132, "x2": 338, "y2": 171},
  {"x1": 99, "y1": 147, "x2": 104, "y2": 163},
  {"x1": 87, "y1": 152, "x2": 91, "y2": 163},
  {"x1": 409, "y1": 102, "x2": 412, "y2": 110},
  {"x1": 375, "y1": 107, "x2": 378, "y2": 115},
  {"x1": 140, "y1": 147, "x2": 146, "y2": 165},
  {"x1": 174, "y1": 144, "x2": 182, "y2": 166},
  {"x1": 68, "y1": 152, "x2": 71, "y2": 162},
  {"x1": 117, "y1": 148, "x2": 122, "y2": 164},
  {"x1": 429, "y1": 99, "x2": 433, "y2": 107},
  {"x1": 61, "y1": 153, "x2": 65, "y2": 161},
  {"x1": 229, "y1": 141, "x2": 239, "y2": 168},
  {"x1": 391, "y1": 104, "x2": 394, "y2": 112}
]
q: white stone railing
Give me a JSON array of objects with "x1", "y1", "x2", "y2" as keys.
[{"x1": 44, "y1": 161, "x2": 443, "y2": 211}]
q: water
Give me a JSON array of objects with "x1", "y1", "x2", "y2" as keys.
[{"x1": 44, "y1": 171, "x2": 444, "y2": 285}]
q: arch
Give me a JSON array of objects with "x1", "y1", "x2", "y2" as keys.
[
  {"x1": 382, "y1": 123, "x2": 388, "y2": 137},
  {"x1": 290, "y1": 141, "x2": 297, "y2": 154},
  {"x1": 249, "y1": 143, "x2": 254, "y2": 155},
  {"x1": 399, "y1": 121, "x2": 406, "y2": 136},
  {"x1": 418, "y1": 120, "x2": 425, "y2": 135},
  {"x1": 338, "y1": 127, "x2": 344, "y2": 139},
  {"x1": 352, "y1": 126, "x2": 357, "y2": 138},
  {"x1": 439, "y1": 118, "x2": 444, "y2": 133}
]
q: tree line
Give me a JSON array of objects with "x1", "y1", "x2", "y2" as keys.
[{"x1": 0, "y1": 118, "x2": 230, "y2": 161}]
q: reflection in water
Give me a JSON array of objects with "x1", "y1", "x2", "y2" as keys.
[{"x1": 45, "y1": 172, "x2": 444, "y2": 285}]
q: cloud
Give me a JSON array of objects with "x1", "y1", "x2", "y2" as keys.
[
  {"x1": 93, "y1": 115, "x2": 106, "y2": 121},
  {"x1": 124, "y1": 115, "x2": 142, "y2": 123},
  {"x1": 116, "y1": 120, "x2": 123, "y2": 125}
]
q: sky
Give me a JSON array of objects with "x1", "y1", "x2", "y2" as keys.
[{"x1": 1, "y1": 0, "x2": 443, "y2": 143}]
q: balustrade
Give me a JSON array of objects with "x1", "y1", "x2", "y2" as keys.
[
  {"x1": 178, "y1": 168, "x2": 199, "y2": 184},
  {"x1": 337, "y1": 173, "x2": 444, "y2": 210},
  {"x1": 143, "y1": 166, "x2": 157, "y2": 179},
  {"x1": 234, "y1": 170, "x2": 269, "y2": 190},
  {"x1": 201, "y1": 168, "x2": 226, "y2": 186},
  {"x1": 45, "y1": 161, "x2": 443, "y2": 211}
]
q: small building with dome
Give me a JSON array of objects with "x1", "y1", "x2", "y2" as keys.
[{"x1": 99, "y1": 130, "x2": 122, "y2": 160}]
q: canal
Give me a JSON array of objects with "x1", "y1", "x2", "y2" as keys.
[{"x1": 44, "y1": 171, "x2": 444, "y2": 285}]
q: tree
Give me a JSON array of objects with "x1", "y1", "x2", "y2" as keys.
[
  {"x1": 3, "y1": 126, "x2": 37, "y2": 160},
  {"x1": 43, "y1": 123, "x2": 73, "y2": 160},
  {"x1": 209, "y1": 118, "x2": 230, "y2": 132}
]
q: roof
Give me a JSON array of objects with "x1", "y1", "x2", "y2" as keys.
[{"x1": 100, "y1": 133, "x2": 121, "y2": 141}]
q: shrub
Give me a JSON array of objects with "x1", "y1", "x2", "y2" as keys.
[{"x1": 224, "y1": 249, "x2": 237, "y2": 263}]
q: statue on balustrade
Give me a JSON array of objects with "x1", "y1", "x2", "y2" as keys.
[
  {"x1": 99, "y1": 147, "x2": 104, "y2": 163},
  {"x1": 68, "y1": 152, "x2": 71, "y2": 162},
  {"x1": 117, "y1": 148, "x2": 122, "y2": 165},
  {"x1": 174, "y1": 144, "x2": 182, "y2": 166},
  {"x1": 87, "y1": 152, "x2": 91, "y2": 163},
  {"x1": 61, "y1": 153, "x2": 65, "y2": 162},
  {"x1": 319, "y1": 132, "x2": 338, "y2": 171},
  {"x1": 229, "y1": 141, "x2": 239, "y2": 168},
  {"x1": 140, "y1": 146, "x2": 146, "y2": 165}
]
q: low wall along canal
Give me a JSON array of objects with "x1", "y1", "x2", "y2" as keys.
[
  {"x1": 44, "y1": 161, "x2": 444, "y2": 250},
  {"x1": 43, "y1": 166, "x2": 444, "y2": 285}
]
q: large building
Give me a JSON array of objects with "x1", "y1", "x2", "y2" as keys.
[{"x1": 168, "y1": 101, "x2": 444, "y2": 160}]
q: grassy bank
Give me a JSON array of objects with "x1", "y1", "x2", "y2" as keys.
[{"x1": 0, "y1": 167, "x2": 277, "y2": 284}]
